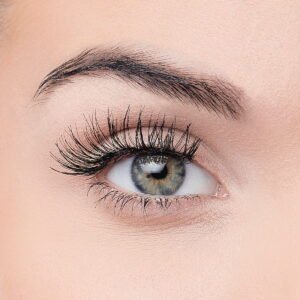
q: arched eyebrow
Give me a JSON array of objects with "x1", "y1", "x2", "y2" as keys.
[{"x1": 34, "y1": 46, "x2": 245, "y2": 119}]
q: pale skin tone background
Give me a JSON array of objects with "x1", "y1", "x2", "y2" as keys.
[{"x1": 0, "y1": 1, "x2": 300, "y2": 299}]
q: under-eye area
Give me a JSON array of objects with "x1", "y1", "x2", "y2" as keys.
[{"x1": 51, "y1": 107, "x2": 228, "y2": 224}]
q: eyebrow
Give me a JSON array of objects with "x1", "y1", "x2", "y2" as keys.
[{"x1": 35, "y1": 46, "x2": 245, "y2": 119}]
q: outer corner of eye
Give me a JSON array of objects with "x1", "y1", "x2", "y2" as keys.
[{"x1": 106, "y1": 154, "x2": 220, "y2": 197}]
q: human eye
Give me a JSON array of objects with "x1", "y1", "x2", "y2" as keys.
[
  {"x1": 52, "y1": 107, "x2": 228, "y2": 226},
  {"x1": 107, "y1": 155, "x2": 217, "y2": 198}
]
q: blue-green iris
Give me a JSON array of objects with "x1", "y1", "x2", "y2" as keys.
[{"x1": 131, "y1": 155, "x2": 186, "y2": 195}]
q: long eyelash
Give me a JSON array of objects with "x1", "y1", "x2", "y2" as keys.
[{"x1": 52, "y1": 107, "x2": 202, "y2": 177}]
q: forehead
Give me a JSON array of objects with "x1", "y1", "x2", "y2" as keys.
[{"x1": 3, "y1": 0, "x2": 300, "y2": 114}]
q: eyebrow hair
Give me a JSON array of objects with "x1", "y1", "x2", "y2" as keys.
[{"x1": 35, "y1": 46, "x2": 245, "y2": 119}]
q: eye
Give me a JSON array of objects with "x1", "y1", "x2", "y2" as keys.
[
  {"x1": 52, "y1": 108, "x2": 228, "y2": 224},
  {"x1": 106, "y1": 154, "x2": 218, "y2": 197}
]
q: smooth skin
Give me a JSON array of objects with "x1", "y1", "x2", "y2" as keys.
[{"x1": 0, "y1": 1, "x2": 300, "y2": 299}]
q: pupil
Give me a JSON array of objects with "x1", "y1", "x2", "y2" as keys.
[{"x1": 148, "y1": 165, "x2": 168, "y2": 180}]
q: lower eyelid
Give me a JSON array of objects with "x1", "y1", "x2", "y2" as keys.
[{"x1": 87, "y1": 177, "x2": 229, "y2": 229}]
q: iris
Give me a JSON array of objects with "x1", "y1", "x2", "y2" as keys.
[{"x1": 131, "y1": 155, "x2": 186, "y2": 195}]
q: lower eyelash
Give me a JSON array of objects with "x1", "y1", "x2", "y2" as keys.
[
  {"x1": 88, "y1": 180, "x2": 225, "y2": 223},
  {"x1": 89, "y1": 181, "x2": 195, "y2": 215}
]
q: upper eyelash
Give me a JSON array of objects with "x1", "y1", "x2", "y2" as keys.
[{"x1": 51, "y1": 107, "x2": 202, "y2": 176}]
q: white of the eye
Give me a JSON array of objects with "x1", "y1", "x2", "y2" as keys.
[
  {"x1": 106, "y1": 157, "x2": 218, "y2": 196},
  {"x1": 174, "y1": 163, "x2": 218, "y2": 196},
  {"x1": 107, "y1": 157, "x2": 140, "y2": 193}
]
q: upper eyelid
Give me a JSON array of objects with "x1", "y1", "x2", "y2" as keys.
[{"x1": 51, "y1": 108, "x2": 202, "y2": 176}]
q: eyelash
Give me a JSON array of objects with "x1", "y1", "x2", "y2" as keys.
[{"x1": 52, "y1": 108, "x2": 203, "y2": 213}]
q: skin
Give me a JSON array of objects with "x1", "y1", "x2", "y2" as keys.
[{"x1": 0, "y1": 0, "x2": 300, "y2": 299}]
